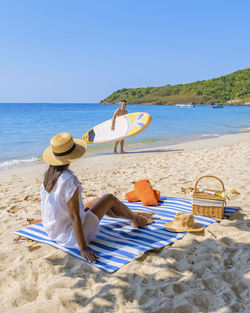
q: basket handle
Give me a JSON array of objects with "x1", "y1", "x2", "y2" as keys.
[{"x1": 194, "y1": 175, "x2": 225, "y2": 192}]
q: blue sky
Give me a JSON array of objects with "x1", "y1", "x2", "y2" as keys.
[{"x1": 0, "y1": 0, "x2": 249, "y2": 102}]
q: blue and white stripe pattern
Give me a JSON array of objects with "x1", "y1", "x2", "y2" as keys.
[{"x1": 14, "y1": 196, "x2": 237, "y2": 272}]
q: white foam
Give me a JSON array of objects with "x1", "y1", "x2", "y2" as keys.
[
  {"x1": 199, "y1": 133, "x2": 220, "y2": 138},
  {"x1": 0, "y1": 156, "x2": 39, "y2": 170},
  {"x1": 240, "y1": 127, "x2": 250, "y2": 132}
]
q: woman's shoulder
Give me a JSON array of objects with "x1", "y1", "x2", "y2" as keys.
[{"x1": 60, "y1": 169, "x2": 79, "y2": 185}]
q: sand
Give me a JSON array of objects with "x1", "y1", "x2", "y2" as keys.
[{"x1": 0, "y1": 132, "x2": 249, "y2": 313}]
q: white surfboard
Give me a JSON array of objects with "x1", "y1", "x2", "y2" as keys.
[{"x1": 82, "y1": 112, "x2": 151, "y2": 144}]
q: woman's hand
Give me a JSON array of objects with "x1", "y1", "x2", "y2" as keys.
[{"x1": 81, "y1": 248, "x2": 99, "y2": 263}]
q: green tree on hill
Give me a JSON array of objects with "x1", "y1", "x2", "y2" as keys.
[{"x1": 100, "y1": 68, "x2": 250, "y2": 105}]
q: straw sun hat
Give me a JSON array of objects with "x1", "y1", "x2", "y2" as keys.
[
  {"x1": 42, "y1": 132, "x2": 87, "y2": 166},
  {"x1": 164, "y1": 212, "x2": 204, "y2": 232}
]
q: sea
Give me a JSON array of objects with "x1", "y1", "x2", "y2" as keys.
[{"x1": 0, "y1": 103, "x2": 250, "y2": 170}]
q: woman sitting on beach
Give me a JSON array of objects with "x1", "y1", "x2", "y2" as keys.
[{"x1": 40, "y1": 132, "x2": 152, "y2": 263}]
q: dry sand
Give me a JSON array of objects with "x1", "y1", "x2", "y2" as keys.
[{"x1": 0, "y1": 132, "x2": 249, "y2": 313}]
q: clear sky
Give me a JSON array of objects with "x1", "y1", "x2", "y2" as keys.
[{"x1": 0, "y1": 0, "x2": 249, "y2": 103}]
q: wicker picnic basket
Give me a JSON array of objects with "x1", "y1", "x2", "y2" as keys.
[{"x1": 192, "y1": 175, "x2": 225, "y2": 219}]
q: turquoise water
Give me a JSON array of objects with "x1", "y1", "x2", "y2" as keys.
[{"x1": 0, "y1": 103, "x2": 250, "y2": 169}]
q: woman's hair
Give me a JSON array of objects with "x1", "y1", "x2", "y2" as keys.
[{"x1": 43, "y1": 164, "x2": 69, "y2": 193}]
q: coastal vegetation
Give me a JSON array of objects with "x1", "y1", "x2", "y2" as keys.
[{"x1": 100, "y1": 68, "x2": 250, "y2": 105}]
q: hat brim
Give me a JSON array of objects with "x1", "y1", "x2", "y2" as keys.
[
  {"x1": 164, "y1": 222, "x2": 204, "y2": 233},
  {"x1": 42, "y1": 138, "x2": 87, "y2": 166}
]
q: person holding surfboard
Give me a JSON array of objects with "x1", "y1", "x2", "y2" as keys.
[
  {"x1": 40, "y1": 132, "x2": 153, "y2": 263},
  {"x1": 111, "y1": 100, "x2": 128, "y2": 153}
]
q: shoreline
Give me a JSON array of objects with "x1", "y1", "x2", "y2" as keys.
[
  {"x1": 1, "y1": 131, "x2": 249, "y2": 214},
  {"x1": 1, "y1": 103, "x2": 250, "y2": 172},
  {"x1": 1, "y1": 130, "x2": 250, "y2": 171}
]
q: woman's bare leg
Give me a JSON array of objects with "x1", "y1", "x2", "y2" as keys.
[
  {"x1": 84, "y1": 197, "x2": 117, "y2": 217},
  {"x1": 84, "y1": 198, "x2": 100, "y2": 211},
  {"x1": 90, "y1": 194, "x2": 152, "y2": 226}
]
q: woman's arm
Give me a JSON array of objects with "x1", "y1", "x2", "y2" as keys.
[{"x1": 67, "y1": 188, "x2": 99, "y2": 263}]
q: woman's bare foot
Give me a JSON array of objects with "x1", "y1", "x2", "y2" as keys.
[
  {"x1": 132, "y1": 214, "x2": 153, "y2": 227},
  {"x1": 134, "y1": 211, "x2": 155, "y2": 218}
]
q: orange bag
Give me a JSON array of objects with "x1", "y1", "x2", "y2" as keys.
[
  {"x1": 126, "y1": 189, "x2": 161, "y2": 202},
  {"x1": 125, "y1": 190, "x2": 139, "y2": 202},
  {"x1": 134, "y1": 179, "x2": 158, "y2": 206},
  {"x1": 154, "y1": 190, "x2": 161, "y2": 202}
]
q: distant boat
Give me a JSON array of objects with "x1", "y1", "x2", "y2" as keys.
[
  {"x1": 211, "y1": 103, "x2": 223, "y2": 108},
  {"x1": 176, "y1": 104, "x2": 195, "y2": 108}
]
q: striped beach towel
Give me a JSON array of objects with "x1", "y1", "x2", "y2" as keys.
[{"x1": 14, "y1": 197, "x2": 237, "y2": 272}]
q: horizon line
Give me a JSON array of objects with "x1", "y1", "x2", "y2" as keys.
[{"x1": 0, "y1": 102, "x2": 101, "y2": 104}]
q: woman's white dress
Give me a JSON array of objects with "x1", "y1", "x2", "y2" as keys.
[{"x1": 40, "y1": 169, "x2": 100, "y2": 249}]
